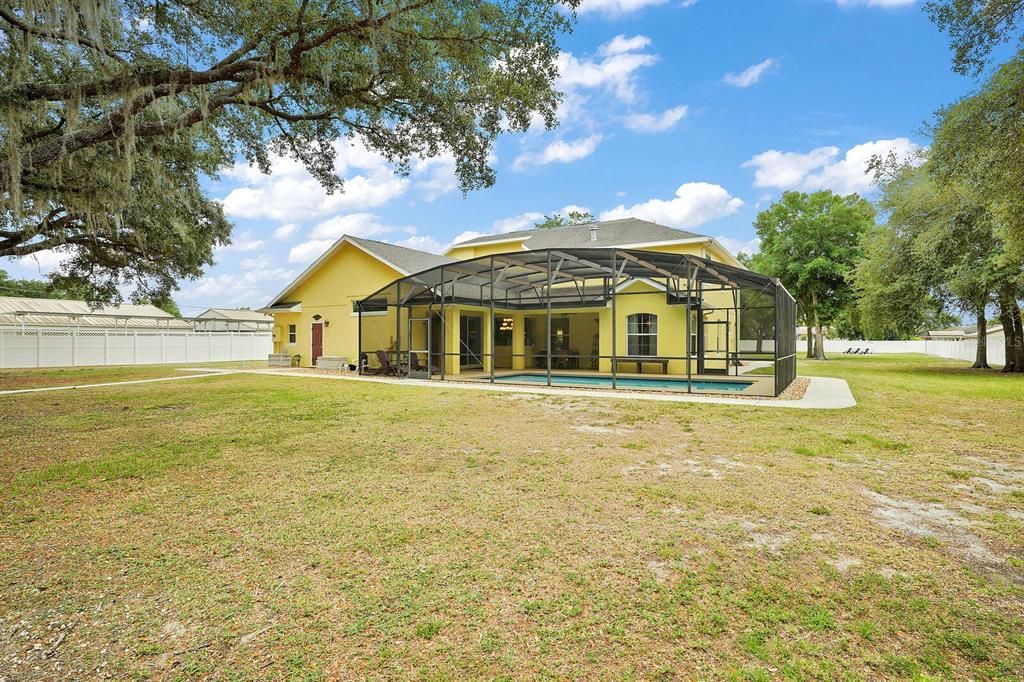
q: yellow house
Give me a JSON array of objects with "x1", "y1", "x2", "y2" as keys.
[{"x1": 260, "y1": 218, "x2": 796, "y2": 396}]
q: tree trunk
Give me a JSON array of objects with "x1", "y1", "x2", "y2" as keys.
[
  {"x1": 756, "y1": 325, "x2": 764, "y2": 354},
  {"x1": 998, "y1": 290, "x2": 1024, "y2": 373},
  {"x1": 811, "y1": 291, "x2": 826, "y2": 360},
  {"x1": 971, "y1": 309, "x2": 989, "y2": 369},
  {"x1": 804, "y1": 310, "x2": 814, "y2": 359},
  {"x1": 1013, "y1": 300, "x2": 1024, "y2": 373}
]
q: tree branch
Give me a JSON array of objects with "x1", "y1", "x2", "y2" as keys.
[{"x1": 0, "y1": 8, "x2": 128, "y2": 63}]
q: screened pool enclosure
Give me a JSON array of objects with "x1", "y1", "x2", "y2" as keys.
[{"x1": 357, "y1": 248, "x2": 797, "y2": 396}]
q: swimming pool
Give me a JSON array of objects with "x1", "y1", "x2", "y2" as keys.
[{"x1": 492, "y1": 373, "x2": 753, "y2": 392}]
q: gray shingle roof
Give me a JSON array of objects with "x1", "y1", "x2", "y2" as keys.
[
  {"x1": 451, "y1": 218, "x2": 707, "y2": 249},
  {"x1": 348, "y1": 236, "x2": 455, "y2": 273}
]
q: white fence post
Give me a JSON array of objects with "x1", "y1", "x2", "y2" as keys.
[{"x1": 36, "y1": 329, "x2": 42, "y2": 368}]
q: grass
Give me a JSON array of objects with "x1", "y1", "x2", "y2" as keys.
[
  {"x1": 0, "y1": 354, "x2": 1022, "y2": 679},
  {"x1": 0, "y1": 359, "x2": 266, "y2": 391}
]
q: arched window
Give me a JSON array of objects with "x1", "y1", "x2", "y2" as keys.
[{"x1": 626, "y1": 313, "x2": 658, "y2": 356}]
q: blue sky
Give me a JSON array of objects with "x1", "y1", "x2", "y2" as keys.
[{"x1": 5, "y1": 0, "x2": 985, "y2": 311}]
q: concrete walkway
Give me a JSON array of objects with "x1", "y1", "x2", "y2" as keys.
[
  {"x1": 0, "y1": 369, "x2": 237, "y2": 396},
  {"x1": 1, "y1": 367, "x2": 856, "y2": 409},
  {"x1": 236, "y1": 368, "x2": 857, "y2": 410}
]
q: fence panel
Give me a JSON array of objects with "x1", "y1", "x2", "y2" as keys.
[
  {"x1": 0, "y1": 329, "x2": 272, "y2": 369},
  {"x1": 823, "y1": 335, "x2": 1006, "y2": 365}
]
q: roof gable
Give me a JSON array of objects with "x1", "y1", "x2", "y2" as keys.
[{"x1": 266, "y1": 235, "x2": 454, "y2": 306}]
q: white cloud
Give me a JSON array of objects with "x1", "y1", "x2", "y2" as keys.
[
  {"x1": 309, "y1": 213, "x2": 396, "y2": 240},
  {"x1": 216, "y1": 232, "x2": 266, "y2": 253},
  {"x1": 12, "y1": 248, "x2": 71, "y2": 276},
  {"x1": 742, "y1": 138, "x2": 923, "y2": 194},
  {"x1": 716, "y1": 235, "x2": 761, "y2": 257},
  {"x1": 600, "y1": 182, "x2": 744, "y2": 228},
  {"x1": 723, "y1": 58, "x2": 778, "y2": 87},
  {"x1": 412, "y1": 152, "x2": 460, "y2": 201},
  {"x1": 220, "y1": 139, "x2": 409, "y2": 222},
  {"x1": 289, "y1": 213, "x2": 442, "y2": 263},
  {"x1": 450, "y1": 230, "x2": 487, "y2": 246},
  {"x1": 557, "y1": 36, "x2": 658, "y2": 103},
  {"x1": 599, "y1": 35, "x2": 652, "y2": 57},
  {"x1": 837, "y1": 0, "x2": 914, "y2": 7},
  {"x1": 288, "y1": 240, "x2": 335, "y2": 264},
  {"x1": 491, "y1": 212, "x2": 545, "y2": 234},
  {"x1": 272, "y1": 223, "x2": 299, "y2": 241},
  {"x1": 178, "y1": 265, "x2": 296, "y2": 309},
  {"x1": 392, "y1": 234, "x2": 444, "y2": 254},
  {"x1": 680, "y1": 0, "x2": 699, "y2": 6},
  {"x1": 513, "y1": 134, "x2": 603, "y2": 171},
  {"x1": 623, "y1": 105, "x2": 688, "y2": 133},
  {"x1": 240, "y1": 254, "x2": 270, "y2": 270},
  {"x1": 743, "y1": 146, "x2": 839, "y2": 189},
  {"x1": 575, "y1": 0, "x2": 668, "y2": 17}
]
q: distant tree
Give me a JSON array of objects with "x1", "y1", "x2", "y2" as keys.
[
  {"x1": 0, "y1": 0, "x2": 576, "y2": 302},
  {"x1": 147, "y1": 297, "x2": 181, "y2": 317},
  {"x1": 0, "y1": 267, "x2": 95, "y2": 300},
  {"x1": 752, "y1": 191, "x2": 876, "y2": 360},
  {"x1": 534, "y1": 210, "x2": 595, "y2": 229},
  {"x1": 926, "y1": 0, "x2": 1024, "y2": 75},
  {"x1": 854, "y1": 226, "x2": 952, "y2": 340},
  {"x1": 0, "y1": 268, "x2": 50, "y2": 298},
  {"x1": 929, "y1": 57, "x2": 1024, "y2": 260},
  {"x1": 867, "y1": 161, "x2": 1023, "y2": 370}
]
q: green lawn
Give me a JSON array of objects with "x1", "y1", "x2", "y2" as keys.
[{"x1": 1, "y1": 355, "x2": 1021, "y2": 679}]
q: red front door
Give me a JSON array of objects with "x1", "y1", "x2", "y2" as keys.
[{"x1": 311, "y1": 323, "x2": 323, "y2": 366}]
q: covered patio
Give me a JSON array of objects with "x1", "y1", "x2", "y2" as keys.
[{"x1": 357, "y1": 248, "x2": 796, "y2": 397}]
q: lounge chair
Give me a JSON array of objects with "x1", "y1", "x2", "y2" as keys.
[
  {"x1": 374, "y1": 349, "x2": 402, "y2": 376},
  {"x1": 408, "y1": 352, "x2": 440, "y2": 374},
  {"x1": 860, "y1": 347, "x2": 871, "y2": 355},
  {"x1": 843, "y1": 348, "x2": 854, "y2": 354}
]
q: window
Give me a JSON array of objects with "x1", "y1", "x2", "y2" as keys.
[
  {"x1": 626, "y1": 313, "x2": 657, "y2": 356},
  {"x1": 288, "y1": 324, "x2": 297, "y2": 344}
]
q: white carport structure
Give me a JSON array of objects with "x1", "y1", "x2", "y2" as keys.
[
  {"x1": 0, "y1": 296, "x2": 272, "y2": 369},
  {"x1": 0, "y1": 296, "x2": 190, "y2": 331}
]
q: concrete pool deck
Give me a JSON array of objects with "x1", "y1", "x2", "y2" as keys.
[
  {"x1": 233, "y1": 368, "x2": 857, "y2": 410},
  {"x1": 1, "y1": 367, "x2": 856, "y2": 409}
]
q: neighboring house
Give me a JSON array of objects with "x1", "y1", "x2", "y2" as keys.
[
  {"x1": 260, "y1": 218, "x2": 797, "y2": 396},
  {"x1": 192, "y1": 308, "x2": 274, "y2": 332},
  {"x1": 921, "y1": 324, "x2": 1005, "y2": 342},
  {"x1": 921, "y1": 325, "x2": 974, "y2": 341},
  {"x1": 0, "y1": 296, "x2": 192, "y2": 330}
]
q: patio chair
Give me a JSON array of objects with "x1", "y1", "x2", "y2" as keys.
[
  {"x1": 860, "y1": 348, "x2": 871, "y2": 355},
  {"x1": 374, "y1": 349, "x2": 402, "y2": 376},
  {"x1": 409, "y1": 352, "x2": 440, "y2": 374},
  {"x1": 843, "y1": 347, "x2": 854, "y2": 354}
]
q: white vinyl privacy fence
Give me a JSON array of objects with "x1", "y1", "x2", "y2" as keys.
[
  {"x1": 0, "y1": 328, "x2": 272, "y2": 369},
  {"x1": 823, "y1": 335, "x2": 1005, "y2": 365}
]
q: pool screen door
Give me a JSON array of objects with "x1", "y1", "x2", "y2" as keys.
[
  {"x1": 701, "y1": 318, "x2": 729, "y2": 374},
  {"x1": 408, "y1": 316, "x2": 431, "y2": 379}
]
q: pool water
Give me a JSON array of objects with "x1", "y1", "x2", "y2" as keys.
[{"x1": 492, "y1": 373, "x2": 753, "y2": 392}]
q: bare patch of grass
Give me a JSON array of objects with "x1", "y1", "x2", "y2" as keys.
[{"x1": 0, "y1": 355, "x2": 1022, "y2": 678}]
